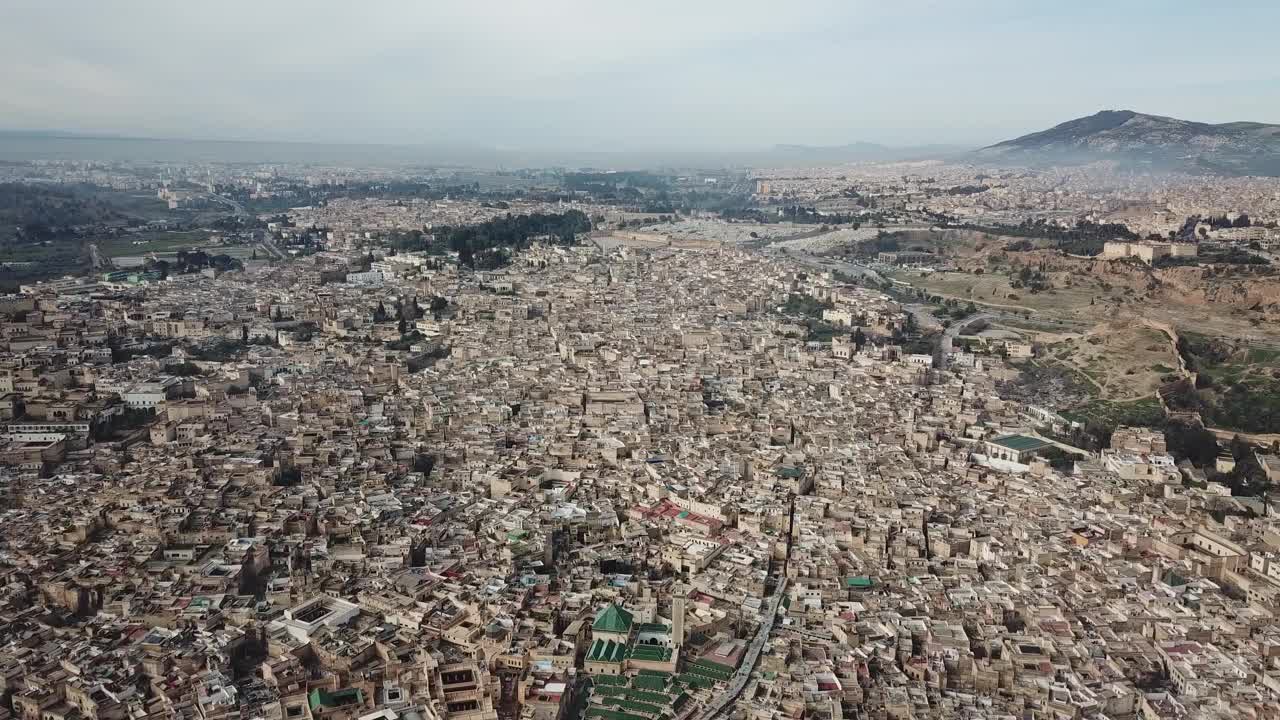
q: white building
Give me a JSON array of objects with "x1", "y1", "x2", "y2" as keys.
[{"x1": 280, "y1": 594, "x2": 361, "y2": 641}]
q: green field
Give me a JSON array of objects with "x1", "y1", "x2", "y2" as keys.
[
  {"x1": 97, "y1": 231, "x2": 213, "y2": 257},
  {"x1": 1174, "y1": 333, "x2": 1280, "y2": 433},
  {"x1": 0, "y1": 240, "x2": 83, "y2": 264},
  {"x1": 1061, "y1": 397, "x2": 1166, "y2": 431}
]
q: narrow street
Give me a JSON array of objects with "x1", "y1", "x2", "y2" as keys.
[{"x1": 696, "y1": 578, "x2": 788, "y2": 720}]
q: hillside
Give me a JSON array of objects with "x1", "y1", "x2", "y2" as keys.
[
  {"x1": 976, "y1": 110, "x2": 1280, "y2": 176},
  {"x1": 0, "y1": 183, "x2": 179, "y2": 289},
  {"x1": 0, "y1": 183, "x2": 131, "y2": 242}
]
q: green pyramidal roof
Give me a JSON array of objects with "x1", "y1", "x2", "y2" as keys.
[{"x1": 593, "y1": 603, "x2": 634, "y2": 633}]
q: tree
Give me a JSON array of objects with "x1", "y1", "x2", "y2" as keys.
[
  {"x1": 398, "y1": 316, "x2": 408, "y2": 335},
  {"x1": 373, "y1": 301, "x2": 389, "y2": 323},
  {"x1": 852, "y1": 328, "x2": 867, "y2": 351},
  {"x1": 430, "y1": 296, "x2": 448, "y2": 320},
  {"x1": 241, "y1": 325, "x2": 249, "y2": 343},
  {"x1": 1162, "y1": 420, "x2": 1218, "y2": 466}
]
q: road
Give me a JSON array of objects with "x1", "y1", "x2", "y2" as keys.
[
  {"x1": 796, "y1": 251, "x2": 1088, "y2": 331},
  {"x1": 780, "y1": 249, "x2": 988, "y2": 368},
  {"x1": 201, "y1": 191, "x2": 285, "y2": 260},
  {"x1": 204, "y1": 192, "x2": 250, "y2": 219},
  {"x1": 777, "y1": 250, "x2": 1095, "y2": 362},
  {"x1": 904, "y1": 304, "x2": 944, "y2": 333},
  {"x1": 88, "y1": 242, "x2": 114, "y2": 271},
  {"x1": 697, "y1": 578, "x2": 787, "y2": 720},
  {"x1": 936, "y1": 313, "x2": 994, "y2": 366},
  {"x1": 259, "y1": 234, "x2": 288, "y2": 261},
  {"x1": 782, "y1": 252, "x2": 884, "y2": 285}
]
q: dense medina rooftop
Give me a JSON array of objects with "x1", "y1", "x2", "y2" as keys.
[{"x1": 0, "y1": 213, "x2": 1278, "y2": 720}]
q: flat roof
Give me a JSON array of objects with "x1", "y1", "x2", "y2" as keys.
[{"x1": 989, "y1": 434, "x2": 1050, "y2": 452}]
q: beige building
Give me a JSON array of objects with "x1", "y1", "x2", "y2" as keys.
[{"x1": 1102, "y1": 241, "x2": 1197, "y2": 264}]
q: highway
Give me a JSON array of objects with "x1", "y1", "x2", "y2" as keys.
[
  {"x1": 204, "y1": 192, "x2": 250, "y2": 219},
  {"x1": 201, "y1": 191, "x2": 287, "y2": 260}
]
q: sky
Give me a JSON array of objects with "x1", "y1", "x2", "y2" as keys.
[{"x1": 2, "y1": 0, "x2": 1279, "y2": 152}]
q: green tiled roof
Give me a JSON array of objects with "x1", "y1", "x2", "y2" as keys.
[
  {"x1": 684, "y1": 667, "x2": 728, "y2": 682},
  {"x1": 690, "y1": 659, "x2": 735, "y2": 674},
  {"x1": 587, "y1": 638, "x2": 626, "y2": 663},
  {"x1": 677, "y1": 674, "x2": 715, "y2": 689},
  {"x1": 989, "y1": 434, "x2": 1049, "y2": 452},
  {"x1": 593, "y1": 603, "x2": 635, "y2": 634},
  {"x1": 309, "y1": 688, "x2": 363, "y2": 711},
  {"x1": 631, "y1": 675, "x2": 670, "y2": 692},
  {"x1": 588, "y1": 669, "x2": 699, "y2": 720},
  {"x1": 587, "y1": 708, "x2": 648, "y2": 720},
  {"x1": 684, "y1": 659, "x2": 733, "y2": 682},
  {"x1": 625, "y1": 690, "x2": 671, "y2": 705},
  {"x1": 845, "y1": 576, "x2": 873, "y2": 588},
  {"x1": 603, "y1": 698, "x2": 662, "y2": 716},
  {"x1": 627, "y1": 645, "x2": 672, "y2": 662}
]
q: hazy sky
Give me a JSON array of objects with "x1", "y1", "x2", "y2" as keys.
[{"x1": 3, "y1": 0, "x2": 1279, "y2": 151}]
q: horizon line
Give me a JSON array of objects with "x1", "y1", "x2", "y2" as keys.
[{"x1": 0, "y1": 127, "x2": 980, "y2": 156}]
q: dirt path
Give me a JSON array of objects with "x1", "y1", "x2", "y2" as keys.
[
  {"x1": 1044, "y1": 356, "x2": 1106, "y2": 395},
  {"x1": 1139, "y1": 318, "x2": 1194, "y2": 383}
]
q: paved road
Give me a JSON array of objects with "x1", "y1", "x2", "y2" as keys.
[
  {"x1": 904, "y1": 304, "x2": 944, "y2": 333},
  {"x1": 936, "y1": 313, "x2": 994, "y2": 366},
  {"x1": 782, "y1": 252, "x2": 884, "y2": 285},
  {"x1": 88, "y1": 242, "x2": 113, "y2": 271},
  {"x1": 259, "y1": 235, "x2": 288, "y2": 261},
  {"x1": 698, "y1": 578, "x2": 787, "y2": 720},
  {"x1": 205, "y1": 192, "x2": 250, "y2": 218}
]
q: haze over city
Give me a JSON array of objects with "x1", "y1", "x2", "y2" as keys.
[{"x1": 4, "y1": 0, "x2": 1280, "y2": 151}]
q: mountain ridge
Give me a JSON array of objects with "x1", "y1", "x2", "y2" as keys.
[{"x1": 977, "y1": 110, "x2": 1280, "y2": 176}]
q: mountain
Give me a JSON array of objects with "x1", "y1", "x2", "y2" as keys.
[{"x1": 976, "y1": 110, "x2": 1280, "y2": 176}]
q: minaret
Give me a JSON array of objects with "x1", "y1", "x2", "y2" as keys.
[{"x1": 671, "y1": 584, "x2": 686, "y2": 650}]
